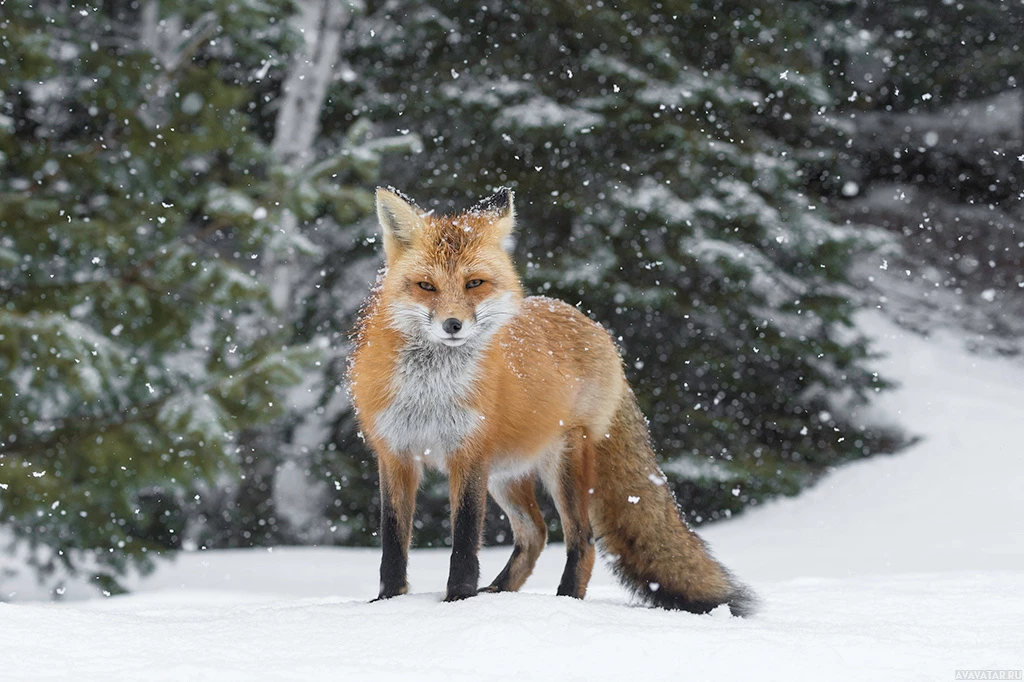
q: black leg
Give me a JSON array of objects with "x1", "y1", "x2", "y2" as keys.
[
  {"x1": 486, "y1": 545, "x2": 523, "y2": 592},
  {"x1": 374, "y1": 454, "x2": 419, "y2": 601},
  {"x1": 544, "y1": 428, "x2": 596, "y2": 600},
  {"x1": 445, "y1": 460, "x2": 488, "y2": 601},
  {"x1": 482, "y1": 475, "x2": 547, "y2": 593},
  {"x1": 377, "y1": 488, "x2": 408, "y2": 599},
  {"x1": 556, "y1": 536, "x2": 594, "y2": 597}
]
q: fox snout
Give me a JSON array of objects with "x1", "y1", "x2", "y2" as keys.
[
  {"x1": 389, "y1": 296, "x2": 516, "y2": 348},
  {"x1": 441, "y1": 318, "x2": 462, "y2": 335},
  {"x1": 432, "y1": 311, "x2": 475, "y2": 347}
]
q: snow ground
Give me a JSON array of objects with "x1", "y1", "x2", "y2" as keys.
[{"x1": 4, "y1": 312, "x2": 1024, "y2": 681}]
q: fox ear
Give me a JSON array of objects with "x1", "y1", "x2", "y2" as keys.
[
  {"x1": 376, "y1": 187, "x2": 423, "y2": 258},
  {"x1": 473, "y1": 187, "x2": 516, "y2": 245}
]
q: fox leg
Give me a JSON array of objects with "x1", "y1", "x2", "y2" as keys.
[
  {"x1": 375, "y1": 451, "x2": 420, "y2": 600},
  {"x1": 481, "y1": 475, "x2": 547, "y2": 593},
  {"x1": 543, "y1": 428, "x2": 596, "y2": 599},
  {"x1": 444, "y1": 453, "x2": 489, "y2": 602}
]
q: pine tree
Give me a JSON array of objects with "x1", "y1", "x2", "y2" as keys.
[
  {"x1": 304, "y1": 0, "x2": 904, "y2": 546},
  {"x1": 813, "y1": 0, "x2": 1024, "y2": 111},
  {"x1": 811, "y1": 0, "x2": 1024, "y2": 337},
  {"x1": 0, "y1": 0, "x2": 309, "y2": 592},
  {"x1": 179, "y1": 0, "x2": 422, "y2": 549}
]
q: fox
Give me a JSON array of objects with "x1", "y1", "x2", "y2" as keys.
[{"x1": 348, "y1": 186, "x2": 756, "y2": 615}]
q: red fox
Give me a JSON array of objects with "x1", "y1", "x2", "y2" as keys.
[{"x1": 348, "y1": 187, "x2": 756, "y2": 615}]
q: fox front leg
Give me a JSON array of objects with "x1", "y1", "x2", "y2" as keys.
[
  {"x1": 375, "y1": 452, "x2": 420, "y2": 601},
  {"x1": 444, "y1": 454, "x2": 489, "y2": 601}
]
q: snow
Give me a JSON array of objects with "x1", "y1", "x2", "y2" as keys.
[
  {"x1": 710, "y1": 312, "x2": 1024, "y2": 580},
  {"x1": 493, "y1": 96, "x2": 603, "y2": 134},
  {"x1": 4, "y1": 313, "x2": 1024, "y2": 680}
]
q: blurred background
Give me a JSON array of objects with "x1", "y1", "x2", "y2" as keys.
[{"x1": 0, "y1": 0, "x2": 1021, "y2": 595}]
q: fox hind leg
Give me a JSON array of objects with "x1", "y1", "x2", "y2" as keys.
[
  {"x1": 482, "y1": 475, "x2": 547, "y2": 593},
  {"x1": 542, "y1": 428, "x2": 596, "y2": 599}
]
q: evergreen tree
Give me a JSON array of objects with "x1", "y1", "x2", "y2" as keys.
[
  {"x1": 302, "y1": 0, "x2": 904, "y2": 546},
  {"x1": 811, "y1": 0, "x2": 1023, "y2": 333},
  {"x1": 813, "y1": 0, "x2": 1024, "y2": 111},
  {"x1": 181, "y1": 0, "x2": 422, "y2": 549},
  {"x1": 0, "y1": 0, "x2": 310, "y2": 592}
]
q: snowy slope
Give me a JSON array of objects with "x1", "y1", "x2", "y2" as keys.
[
  {"x1": 706, "y1": 311, "x2": 1024, "y2": 580},
  {"x1": 3, "y1": 313, "x2": 1024, "y2": 681}
]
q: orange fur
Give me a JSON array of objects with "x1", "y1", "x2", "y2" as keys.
[{"x1": 349, "y1": 187, "x2": 755, "y2": 614}]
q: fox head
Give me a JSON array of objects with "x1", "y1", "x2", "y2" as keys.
[{"x1": 375, "y1": 187, "x2": 524, "y2": 348}]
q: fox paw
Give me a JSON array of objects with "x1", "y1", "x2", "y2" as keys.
[
  {"x1": 444, "y1": 584, "x2": 478, "y2": 602},
  {"x1": 371, "y1": 584, "x2": 408, "y2": 602}
]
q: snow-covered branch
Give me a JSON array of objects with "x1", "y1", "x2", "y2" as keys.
[{"x1": 136, "y1": 1, "x2": 219, "y2": 129}]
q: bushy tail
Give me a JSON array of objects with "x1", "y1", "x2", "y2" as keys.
[{"x1": 590, "y1": 391, "x2": 757, "y2": 616}]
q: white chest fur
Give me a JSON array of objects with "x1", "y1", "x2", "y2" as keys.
[{"x1": 374, "y1": 341, "x2": 483, "y2": 468}]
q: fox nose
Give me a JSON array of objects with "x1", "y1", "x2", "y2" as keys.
[{"x1": 442, "y1": 318, "x2": 463, "y2": 335}]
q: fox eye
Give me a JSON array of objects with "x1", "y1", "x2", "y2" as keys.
[
  {"x1": 465, "y1": 279, "x2": 484, "y2": 289},
  {"x1": 417, "y1": 282, "x2": 436, "y2": 292}
]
